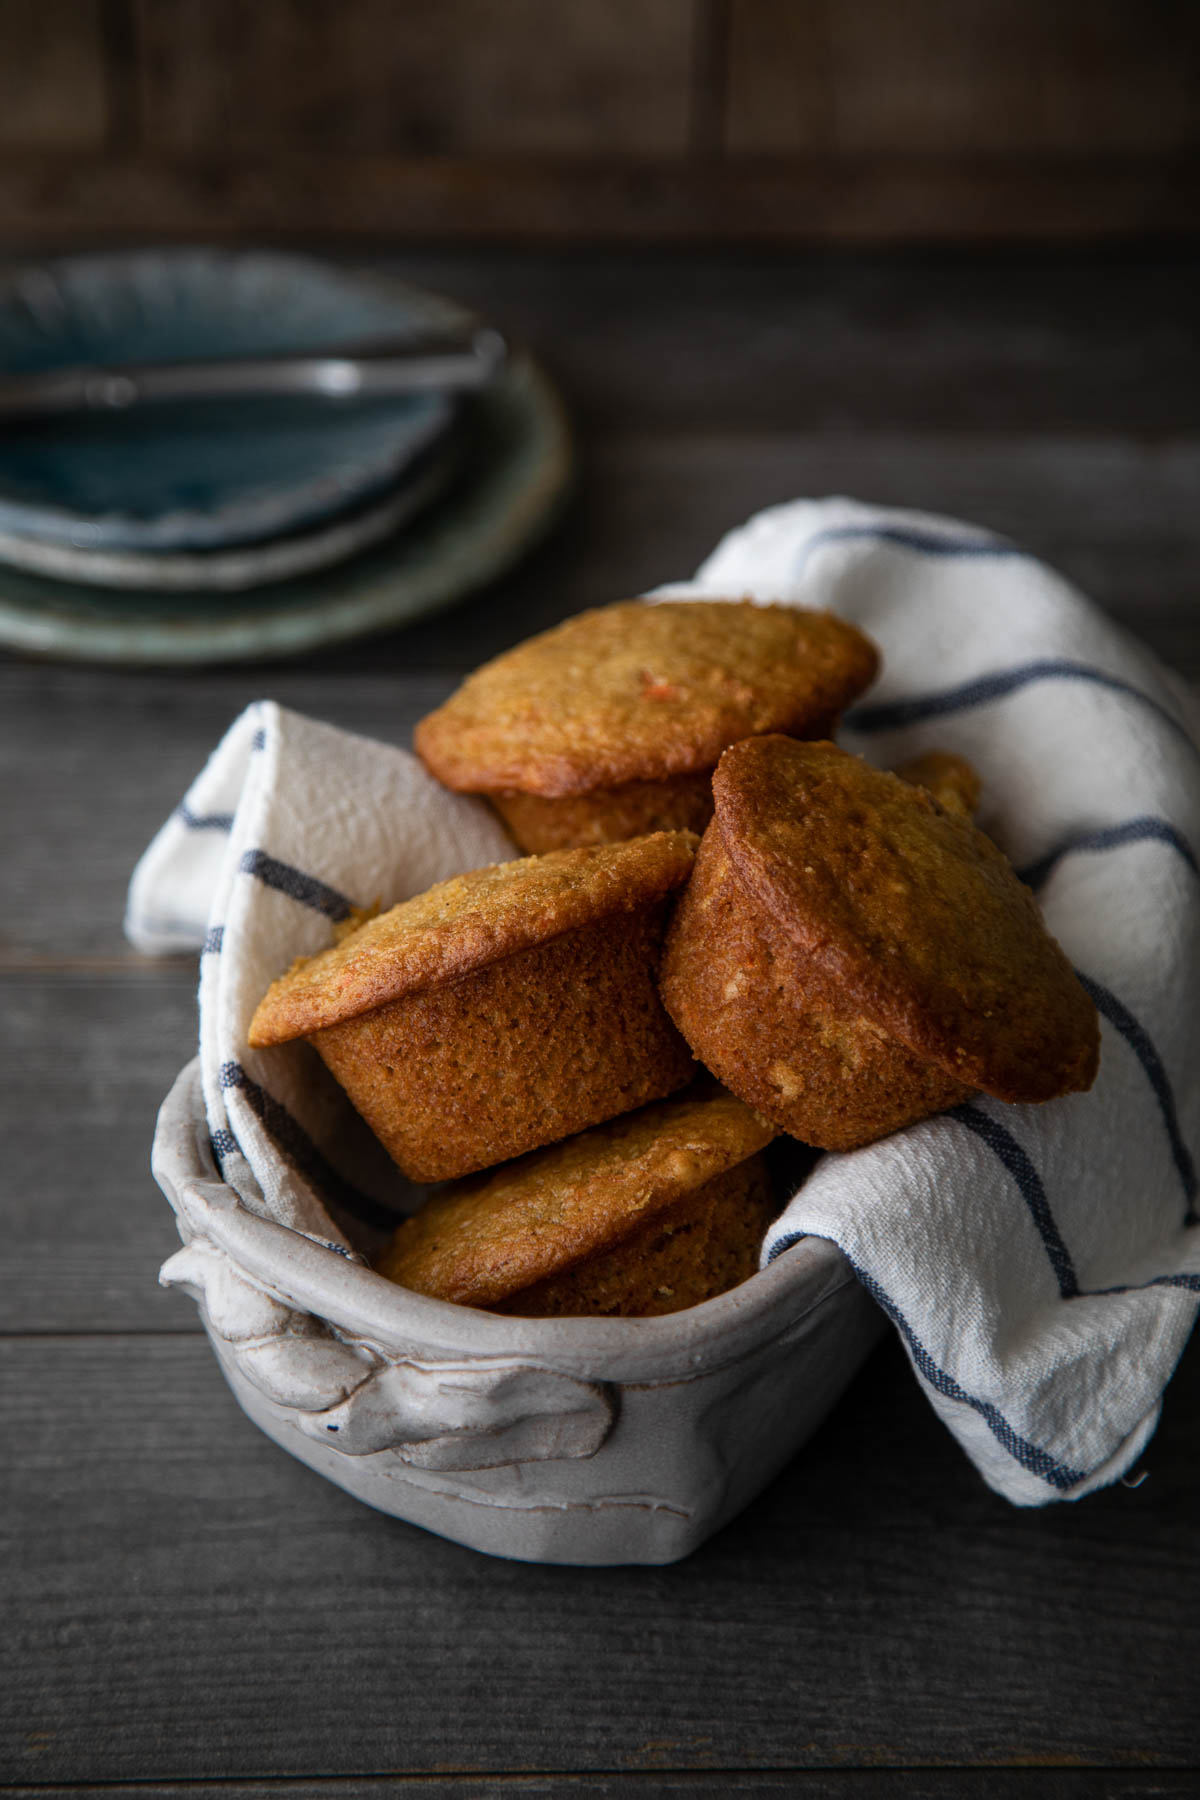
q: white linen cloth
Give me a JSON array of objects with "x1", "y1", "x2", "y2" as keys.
[{"x1": 128, "y1": 497, "x2": 1200, "y2": 1506}]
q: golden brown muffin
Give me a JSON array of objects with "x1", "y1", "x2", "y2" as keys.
[
  {"x1": 248, "y1": 833, "x2": 699, "y2": 1183},
  {"x1": 376, "y1": 1086, "x2": 777, "y2": 1317},
  {"x1": 658, "y1": 738, "x2": 1100, "y2": 1151},
  {"x1": 414, "y1": 599, "x2": 880, "y2": 852},
  {"x1": 894, "y1": 749, "x2": 982, "y2": 819},
  {"x1": 491, "y1": 770, "x2": 718, "y2": 854}
]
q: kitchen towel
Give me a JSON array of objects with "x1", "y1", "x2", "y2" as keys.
[{"x1": 127, "y1": 497, "x2": 1200, "y2": 1505}]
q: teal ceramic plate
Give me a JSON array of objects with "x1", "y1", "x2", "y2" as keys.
[
  {"x1": 0, "y1": 440, "x2": 462, "y2": 592},
  {"x1": 0, "y1": 251, "x2": 462, "y2": 551},
  {"x1": 0, "y1": 352, "x2": 571, "y2": 664}
]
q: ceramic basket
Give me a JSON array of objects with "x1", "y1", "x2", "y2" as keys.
[{"x1": 154, "y1": 1059, "x2": 882, "y2": 1565}]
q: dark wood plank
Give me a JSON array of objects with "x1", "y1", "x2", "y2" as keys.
[
  {"x1": 726, "y1": 0, "x2": 831, "y2": 152},
  {"x1": 0, "y1": 969, "x2": 201, "y2": 1333},
  {"x1": 0, "y1": 1, "x2": 1197, "y2": 243},
  {"x1": 4, "y1": 1329, "x2": 1199, "y2": 1786},
  {"x1": 5, "y1": 246, "x2": 1200, "y2": 438},
  {"x1": 6, "y1": 1778, "x2": 1200, "y2": 1798},
  {"x1": 137, "y1": 0, "x2": 696, "y2": 156},
  {"x1": 727, "y1": 0, "x2": 1200, "y2": 154},
  {"x1": 292, "y1": 247, "x2": 1200, "y2": 440},
  {"x1": 341, "y1": 425, "x2": 1200, "y2": 678},
  {"x1": 0, "y1": 666, "x2": 456, "y2": 960},
  {"x1": 0, "y1": 150, "x2": 1197, "y2": 245},
  {"x1": 0, "y1": 0, "x2": 109, "y2": 149}
]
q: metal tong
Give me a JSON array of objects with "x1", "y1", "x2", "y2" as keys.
[{"x1": 0, "y1": 325, "x2": 507, "y2": 421}]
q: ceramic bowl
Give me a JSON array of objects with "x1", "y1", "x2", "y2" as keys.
[
  {"x1": 0, "y1": 350, "x2": 570, "y2": 663},
  {"x1": 153, "y1": 1060, "x2": 883, "y2": 1566},
  {"x1": 0, "y1": 250, "x2": 463, "y2": 552},
  {"x1": 0, "y1": 440, "x2": 460, "y2": 593}
]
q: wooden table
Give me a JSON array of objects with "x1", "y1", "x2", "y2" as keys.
[{"x1": 4, "y1": 248, "x2": 1199, "y2": 1797}]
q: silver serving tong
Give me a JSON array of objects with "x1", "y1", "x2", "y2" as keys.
[{"x1": 0, "y1": 325, "x2": 507, "y2": 421}]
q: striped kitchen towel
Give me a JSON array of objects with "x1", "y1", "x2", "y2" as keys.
[
  {"x1": 126, "y1": 704, "x2": 516, "y2": 1245},
  {"x1": 128, "y1": 496, "x2": 1200, "y2": 1505}
]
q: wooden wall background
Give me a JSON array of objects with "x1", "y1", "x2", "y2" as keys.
[{"x1": 0, "y1": 0, "x2": 1197, "y2": 244}]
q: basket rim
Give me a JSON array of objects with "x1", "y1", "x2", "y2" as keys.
[{"x1": 153, "y1": 1057, "x2": 858, "y2": 1387}]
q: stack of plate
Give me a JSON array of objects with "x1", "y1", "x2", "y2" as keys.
[{"x1": 0, "y1": 251, "x2": 570, "y2": 664}]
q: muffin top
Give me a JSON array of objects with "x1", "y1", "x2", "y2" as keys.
[
  {"x1": 247, "y1": 830, "x2": 696, "y2": 1046},
  {"x1": 414, "y1": 599, "x2": 880, "y2": 797},
  {"x1": 376, "y1": 1085, "x2": 776, "y2": 1308},
  {"x1": 713, "y1": 736, "x2": 1099, "y2": 1104}
]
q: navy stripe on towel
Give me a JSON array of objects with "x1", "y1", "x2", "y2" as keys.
[
  {"x1": 218, "y1": 1061, "x2": 399, "y2": 1230},
  {"x1": 1074, "y1": 971, "x2": 1198, "y2": 1225},
  {"x1": 796, "y1": 522, "x2": 1024, "y2": 576},
  {"x1": 1088, "y1": 1270, "x2": 1200, "y2": 1297},
  {"x1": 805, "y1": 1244, "x2": 1088, "y2": 1490},
  {"x1": 178, "y1": 801, "x2": 234, "y2": 832},
  {"x1": 1019, "y1": 817, "x2": 1198, "y2": 891},
  {"x1": 238, "y1": 849, "x2": 353, "y2": 921},
  {"x1": 949, "y1": 1104, "x2": 1078, "y2": 1298},
  {"x1": 846, "y1": 659, "x2": 1197, "y2": 760},
  {"x1": 851, "y1": 1261, "x2": 1087, "y2": 1489}
]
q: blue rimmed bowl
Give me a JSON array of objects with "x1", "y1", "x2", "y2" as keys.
[{"x1": 0, "y1": 249, "x2": 466, "y2": 555}]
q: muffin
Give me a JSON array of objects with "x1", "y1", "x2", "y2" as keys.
[
  {"x1": 414, "y1": 599, "x2": 880, "y2": 852},
  {"x1": 247, "y1": 832, "x2": 699, "y2": 1183},
  {"x1": 893, "y1": 749, "x2": 981, "y2": 819},
  {"x1": 376, "y1": 1086, "x2": 778, "y2": 1317},
  {"x1": 658, "y1": 738, "x2": 1100, "y2": 1151}
]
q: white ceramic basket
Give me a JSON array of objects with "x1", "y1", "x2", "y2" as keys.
[{"x1": 154, "y1": 1059, "x2": 883, "y2": 1565}]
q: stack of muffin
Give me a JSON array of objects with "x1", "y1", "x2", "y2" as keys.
[{"x1": 249, "y1": 599, "x2": 1099, "y2": 1318}]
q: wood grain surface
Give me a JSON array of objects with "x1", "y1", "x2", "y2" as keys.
[
  {"x1": 2, "y1": 247, "x2": 1198, "y2": 1793},
  {"x1": 726, "y1": 0, "x2": 1200, "y2": 154},
  {"x1": 0, "y1": 1, "x2": 1196, "y2": 242},
  {"x1": 0, "y1": 0, "x2": 109, "y2": 150},
  {"x1": 138, "y1": 0, "x2": 698, "y2": 157},
  {"x1": 2, "y1": 150, "x2": 1196, "y2": 246}
]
